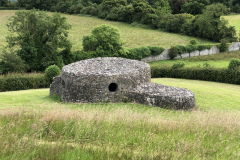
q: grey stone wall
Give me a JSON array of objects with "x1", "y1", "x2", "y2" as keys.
[
  {"x1": 50, "y1": 57, "x2": 196, "y2": 110},
  {"x1": 141, "y1": 42, "x2": 239, "y2": 63}
]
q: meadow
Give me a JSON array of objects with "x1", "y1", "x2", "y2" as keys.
[
  {"x1": 1, "y1": 78, "x2": 240, "y2": 159},
  {"x1": 223, "y1": 14, "x2": 240, "y2": 33},
  {"x1": 0, "y1": 10, "x2": 214, "y2": 55}
]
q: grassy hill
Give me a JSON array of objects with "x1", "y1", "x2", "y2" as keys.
[
  {"x1": 0, "y1": 78, "x2": 240, "y2": 159},
  {"x1": 0, "y1": 10, "x2": 214, "y2": 55}
]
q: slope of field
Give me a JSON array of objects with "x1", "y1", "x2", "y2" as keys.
[
  {"x1": 0, "y1": 10, "x2": 214, "y2": 55},
  {"x1": 0, "y1": 78, "x2": 240, "y2": 159},
  {"x1": 223, "y1": 14, "x2": 240, "y2": 32}
]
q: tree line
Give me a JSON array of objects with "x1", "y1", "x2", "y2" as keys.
[{"x1": 3, "y1": 0, "x2": 239, "y2": 42}]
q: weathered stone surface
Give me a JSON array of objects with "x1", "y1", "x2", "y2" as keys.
[
  {"x1": 199, "y1": 49, "x2": 209, "y2": 56},
  {"x1": 228, "y1": 42, "x2": 240, "y2": 51},
  {"x1": 141, "y1": 49, "x2": 169, "y2": 62},
  {"x1": 50, "y1": 57, "x2": 195, "y2": 110},
  {"x1": 175, "y1": 54, "x2": 182, "y2": 59},
  {"x1": 161, "y1": 49, "x2": 170, "y2": 60},
  {"x1": 190, "y1": 50, "x2": 200, "y2": 57},
  {"x1": 209, "y1": 46, "x2": 219, "y2": 55},
  {"x1": 128, "y1": 83, "x2": 195, "y2": 110},
  {"x1": 180, "y1": 53, "x2": 190, "y2": 58}
]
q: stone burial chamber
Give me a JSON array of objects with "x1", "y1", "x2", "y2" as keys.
[{"x1": 50, "y1": 57, "x2": 195, "y2": 110}]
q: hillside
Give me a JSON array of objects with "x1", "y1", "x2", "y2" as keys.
[{"x1": 0, "y1": 10, "x2": 214, "y2": 54}]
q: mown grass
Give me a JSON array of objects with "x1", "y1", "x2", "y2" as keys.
[
  {"x1": 0, "y1": 78, "x2": 240, "y2": 159},
  {"x1": 0, "y1": 10, "x2": 213, "y2": 55},
  {"x1": 149, "y1": 50, "x2": 240, "y2": 69},
  {"x1": 223, "y1": 14, "x2": 240, "y2": 33}
]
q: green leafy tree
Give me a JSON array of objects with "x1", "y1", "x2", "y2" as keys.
[
  {"x1": 0, "y1": 49, "x2": 29, "y2": 74},
  {"x1": 181, "y1": 1, "x2": 205, "y2": 15},
  {"x1": 6, "y1": 9, "x2": 72, "y2": 71},
  {"x1": 193, "y1": 3, "x2": 236, "y2": 42},
  {"x1": 82, "y1": 24, "x2": 125, "y2": 57},
  {"x1": 100, "y1": 0, "x2": 127, "y2": 12},
  {"x1": 153, "y1": 0, "x2": 172, "y2": 15}
]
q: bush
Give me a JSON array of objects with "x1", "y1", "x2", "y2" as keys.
[
  {"x1": 147, "y1": 46, "x2": 165, "y2": 56},
  {"x1": 185, "y1": 44, "x2": 197, "y2": 53},
  {"x1": 228, "y1": 59, "x2": 240, "y2": 71},
  {"x1": 0, "y1": 49, "x2": 29, "y2": 74},
  {"x1": 196, "y1": 44, "x2": 212, "y2": 51},
  {"x1": 218, "y1": 39, "x2": 230, "y2": 52},
  {"x1": 189, "y1": 39, "x2": 197, "y2": 45},
  {"x1": 126, "y1": 47, "x2": 151, "y2": 60},
  {"x1": 151, "y1": 66, "x2": 240, "y2": 85},
  {"x1": 176, "y1": 45, "x2": 187, "y2": 54},
  {"x1": 169, "y1": 46, "x2": 178, "y2": 59},
  {"x1": 172, "y1": 62, "x2": 185, "y2": 69},
  {"x1": 82, "y1": 24, "x2": 125, "y2": 57},
  {"x1": 0, "y1": 73, "x2": 49, "y2": 92},
  {"x1": 45, "y1": 65, "x2": 61, "y2": 82}
]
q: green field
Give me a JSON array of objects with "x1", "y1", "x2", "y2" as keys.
[
  {"x1": 0, "y1": 10, "x2": 214, "y2": 54},
  {"x1": 149, "y1": 50, "x2": 240, "y2": 69},
  {"x1": 223, "y1": 14, "x2": 240, "y2": 33},
  {"x1": 1, "y1": 78, "x2": 240, "y2": 159}
]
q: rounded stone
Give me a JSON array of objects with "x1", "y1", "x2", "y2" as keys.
[
  {"x1": 50, "y1": 57, "x2": 196, "y2": 110},
  {"x1": 51, "y1": 57, "x2": 151, "y2": 103}
]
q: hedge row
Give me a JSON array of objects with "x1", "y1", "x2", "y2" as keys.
[
  {"x1": 0, "y1": 73, "x2": 50, "y2": 92},
  {"x1": 75, "y1": 46, "x2": 165, "y2": 61},
  {"x1": 151, "y1": 66, "x2": 240, "y2": 85}
]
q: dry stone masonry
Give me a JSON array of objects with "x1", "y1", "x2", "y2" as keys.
[
  {"x1": 141, "y1": 42, "x2": 240, "y2": 63},
  {"x1": 50, "y1": 57, "x2": 195, "y2": 110}
]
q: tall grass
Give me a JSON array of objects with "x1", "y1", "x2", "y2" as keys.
[
  {"x1": 0, "y1": 78, "x2": 240, "y2": 159},
  {"x1": 0, "y1": 106, "x2": 239, "y2": 159}
]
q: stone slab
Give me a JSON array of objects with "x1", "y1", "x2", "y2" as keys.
[
  {"x1": 180, "y1": 53, "x2": 190, "y2": 58},
  {"x1": 209, "y1": 45, "x2": 219, "y2": 55},
  {"x1": 228, "y1": 42, "x2": 240, "y2": 52},
  {"x1": 190, "y1": 50, "x2": 200, "y2": 57},
  {"x1": 200, "y1": 49, "x2": 209, "y2": 56}
]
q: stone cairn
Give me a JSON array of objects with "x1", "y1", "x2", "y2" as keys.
[{"x1": 50, "y1": 57, "x2": 195, "y2": 110}]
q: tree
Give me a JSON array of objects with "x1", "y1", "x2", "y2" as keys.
[
  {"x1": 193, "y1": 3, "x2": 236, "y2": 42},
  {"x1": 6, "y1": 9, "x2": 72, "y2": 71},
  {"x1": 181, "y1": 1, "x2": 205, "y2": 15},
  {"x1": 153, "y1": 0, "x2": 172, "y2": 15},
  {"x1": 0, "y1": 0, "x2": 7, "y2": 6},
  {"x1": 0, "y1": 49, "x2": 29, "y2": 74},
  {"x1": 82, "y1": 24, "x2": 125, "y2": 57}
]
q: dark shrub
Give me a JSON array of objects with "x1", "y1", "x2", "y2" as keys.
[
  {"x1": 45, "y1": 65, "x2": 61, "y2": 82},
  {"x1": 127, "y1": 47, "x2": 151, "y2": 60},
  {"x1": 189, "y1": 39, "x2": 197, "y2": 45},
  {"x1": 148, "y1": 46, "x2": 165, "y2": 56},
  {"x1": 151, "y1": 66, "x2": 240, "y2": 85},
  {"x1": 218, "y1": 39, "x2": 230, "y2": 52},
  {"x1": 228, "y1": 59, "x2": 240, "y2": 71},
  {"x1": 169, "y1": 46, "x2": 178, "y2": 59},
  {"x1": 0, "y1": 73, "x2": 49, "y2": 92},
  {"x1": 172, "y1": 62, "x2": 185, "y2": 69}
]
